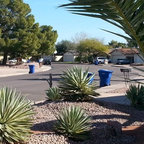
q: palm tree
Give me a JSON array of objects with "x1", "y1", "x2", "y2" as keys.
[{"x1": 60, "y1": 0, "x2": 144, "y2": 54}]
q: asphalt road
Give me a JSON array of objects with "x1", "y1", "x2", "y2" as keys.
[{"x1": 0, "y1": 63, "x2": 141, "y2": 102}]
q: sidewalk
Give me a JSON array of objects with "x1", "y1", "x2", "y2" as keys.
[
  {"x1": 95, "y1": 64, "x2": 144, "y2": 106},
  {"x1": 95, "y1": 83, "x2": 130, "y2": 105},
  {"x1": 0, "y1": 65, "x2": 51, "y2": 78}
]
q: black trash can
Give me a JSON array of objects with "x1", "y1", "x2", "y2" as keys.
[
  {"x1": 98, "y1": 69, "x2": 113, "y2": 87},
  {"x1": 29, "y1": 65, "x2": 35, "y2": 74}
]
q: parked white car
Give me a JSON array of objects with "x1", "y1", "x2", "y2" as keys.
[
  {"x1": 8, "y1": 59, "x2": 17, "y2": 64},
  {"x1": 96, "y1": 57, "x2": 108, "y2": 64}
]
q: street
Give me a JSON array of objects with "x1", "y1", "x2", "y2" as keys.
[{"x1": 0, "y1": 63, "x2": 142, "y2": 101}]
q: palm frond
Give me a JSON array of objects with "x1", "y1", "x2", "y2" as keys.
[{"x1": 61, "y1": 0, "x2": 144, "y2": 53}]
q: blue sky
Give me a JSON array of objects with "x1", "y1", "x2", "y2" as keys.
[{"x1": 24, "y1": 0, "x2": 127, "y2": 44}]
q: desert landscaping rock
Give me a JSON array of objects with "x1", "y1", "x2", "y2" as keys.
[{"x1": 28, "y1": 100, "x2": 144, "y2": 144}]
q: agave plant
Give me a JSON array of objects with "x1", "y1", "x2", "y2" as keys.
[
  {"x1": 61, "y1": 0, "x2": 144, "y2": 55},
  {"x1": 0, "y1": 87, "x2": 33, "y2": 144},
  {"x1": 125, "y1": 84, "x2": 144, "y2": 108},
  {"x1": 55, "y1": 106, "x2": 91, "y2": 140},
  {"x1": 46, "y1": 87, "x2": 62, "y2": 101},
  {"x1": 59, "y1": 67, "x2": 99, "y2": 101}
]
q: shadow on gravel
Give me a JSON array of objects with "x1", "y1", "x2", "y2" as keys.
[
  {"x1": 33, "y1": 100, "x2": 49, "y2": 107},
  {"x1": 31, "y1": 120, "x2": 56, "y2": 132},
  {"x1": 94, "y1": 101, "x2": 144, "y2": 126},
  {"x1": 66, "y1": 121, "x2": 135, "y2": 144}
]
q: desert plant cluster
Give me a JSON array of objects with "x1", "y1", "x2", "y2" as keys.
[
  {"x1": 1, "y1": 67, "x2": 144, "y2": 144},
  {"x1": 45, "y1": 67, "x2": 97, "y2": 140},
  {"x1": 46, "y1": 66, "x2": 99, "y2": 102},
  {"x1": 0, "y1": 67, "x2": 96, "y2": 143}
]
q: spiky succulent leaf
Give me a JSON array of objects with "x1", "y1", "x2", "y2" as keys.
[
  {"x1": 59, "y1": 66, "x2": 99, "y2": 101},
  {"x1": 61, "y1": 0, "x2": 144, "y2": 54},
  {"x1": 0, "y1": 88, "x2": 33, "y2": 144},
  {"x1": 125, "y1": 84, "x2": 144, "y2": 108},
  {"x1": 46, "y1": 87, "x2": 62, "y2": 101},
  {"x1": 55, "y1": 106, "x2": 91, "y2": 140}
]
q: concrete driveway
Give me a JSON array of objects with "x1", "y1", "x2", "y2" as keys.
[{"x1": 0, "y1": 63, "x2": 142, "y2": 102}]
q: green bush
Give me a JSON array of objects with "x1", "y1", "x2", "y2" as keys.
[
  {"x1": 55, "y1": 106, "x2": 91, "y2": 141},
  {"x1": 125, "y1": 84, "x2": 144, "y2": 108},
  {"x1": 59, "y1": 67, "x2": 99, "y2": 101},
  {"x1": 0, "y1": 88, "x2": 33, "y2": 143},
  {"x1": 46, "y1": 87, "x2": 62, "y2": 101}
]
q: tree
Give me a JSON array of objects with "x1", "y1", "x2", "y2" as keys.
[
  {"x1": 0, "y1": 0, "x2": 37, "y2": 64},
  {"x1": 37, "y1": 25, "x2": 58, "y2": 56},
  {"x1": 76, "y1": 39, "x2": 109, "y2": 63},
  {"x1": 109, "y1": 40, "x2": 127, "y2": 48},
  {"x1": 61, "y1": 0, "x2": 144, "y2": 55},
  {"x1": 108, "y1": 40, "x2": 119, "y2": 48},
  {"x1": 56, "y1": 40, "x2": 76, "y2": 54},
  {"x1": 118, "y1": 42, "x2": 127, "y2": 48},
  {"x1": 0, "y1": 0, "x2": 58, "y2": 64}
]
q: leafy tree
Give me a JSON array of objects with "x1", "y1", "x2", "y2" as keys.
[
  {"x1": 109, "y1": 40, "x2": 127, "y2": 48},
  {"x1": 56, "y1": 40, "x2": 76, "y2": 54},
  {"x1": 61, "y1": 0, "x2": 144, "y2": 55},
  {"x1": 0, "y1": 0, "x2": 58, "y2": 65},
  {"x1": 118, "y1": 42, "x2": 128, "y2": 48},
  {"x1": 12, "y1": 27, "x2": 40, "y2": 58},
  {"x1": 0, "y1": 0, "x2": 36, "y2": 64},
  {"x1": 108, "y1": 40, "x2": 119, "y2": 48},
  {"x1": 77, "y1": 39, "x2": 109, "y2": 62},
  {"x1": 37, "y1": 25, "x2": 58, "y2": 56}
]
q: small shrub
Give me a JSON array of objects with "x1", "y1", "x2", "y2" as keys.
[
  {"x1": 55, "y1": 106, "x2": 91, "y2": 141},
  {"x1": 46, "y1": 87, "x2": 62, "y2": 101},
  {"x1": 59, "y1": 66, "x2": 99, "y2": 101},
  {"x1": 0, "y1": 87, "x2": 33, "y2": 144},
  {"x1": 125, "y1": 84, "x2": 144, "y2": 108}
]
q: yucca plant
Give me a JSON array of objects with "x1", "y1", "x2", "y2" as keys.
[
  {"x1": 59, "y1": 67, "x2": 99, "y2": 101},
  {"x1": 55, "y1": 106, "x2": 91, "y2": 141},
  {"x1": 46, "y1": 87, "x2": 62, "y2": 101},
  {"x1": 125, "y1": 84, "x2": 144, "y2": 108},
  {"x1": 61, "y1": 0, "x2": 144, "y2": 56},
  {"x1": 0, "y1": 87, "x2": 33, "y2": 144}
]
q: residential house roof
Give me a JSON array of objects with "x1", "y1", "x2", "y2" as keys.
[{"x1": 110, "y1": 48, "x2": 139, "y2": 55}]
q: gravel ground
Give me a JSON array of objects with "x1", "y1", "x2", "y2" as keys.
[{"x1": 28, "y1": 100, "x2": 144, "y2": 144}]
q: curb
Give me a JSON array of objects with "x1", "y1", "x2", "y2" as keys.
[
  {"x1": 132, "y1": 66, "x2": 144, "y2": 72},
  {"x1": 0, "y1": 66, "x2": 51, "y2": 78}
]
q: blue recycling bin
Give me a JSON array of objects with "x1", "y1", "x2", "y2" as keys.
[
  {"x1": 87, "y1": 72, "x2": 94, "y2": 84},
  {"x1": 98, "y1": 69, "x2": 113, "y2": 87},
  {"x1": 29, "y1": 65, "x2": 35, "y2": 74},
  {"x1": 27, "y1": 59, "x2": 30, "y2": 63},
  {"x1": 95, "y1": 60, "x2": 99, "y2": 65}
]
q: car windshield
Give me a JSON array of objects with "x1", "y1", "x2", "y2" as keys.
[{"x1": 98, "y1": 57, "x2": 105, "y2": 59}]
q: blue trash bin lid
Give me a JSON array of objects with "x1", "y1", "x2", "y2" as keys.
[
  {"x1": 29, "y1": 64, "x2": 35, "y2": 67},
  {"x1": 98, "y1": 69, "x2": 113, "y2": 73}
]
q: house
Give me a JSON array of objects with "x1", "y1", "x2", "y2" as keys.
[
  {"x1": 63, "y1": 52, "x2": 77, "y2": 62},
  {"x1": 110, "y1": 48, "x2": 144, "y2": 64}
]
